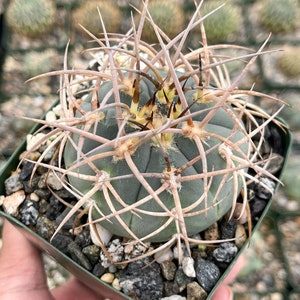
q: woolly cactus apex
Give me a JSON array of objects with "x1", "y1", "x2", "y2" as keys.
[
  {"x1": 260, "y1": 0, "x2": 298, "y2": 34},
  {"x1": 276, "y1": 47, "x2": 300, "y2": 78},
  {"x1": 73, "y1": 0, "x2": 121, "y2": 36},
  {"x1": 25, "y1": 2, "x2": 285, "y2": 263},
  {"x1": 139, "y1": 0, "x2": 185, "y2": 43},
  {"x1": 6, "y1": 0, "x2": 56, "y2": 38},
  {"x1": 201, "y1": 1, "x2": 241, "y2": 43}
]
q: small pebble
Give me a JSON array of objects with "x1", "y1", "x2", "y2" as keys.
[
  {"x1": 220, "y1": 217, "x2": 237, "y2": 239},
  {"x1": 51, "y1": 233, "x2": 74, "y2": 254},
  {"x1": 101, "y1": 273, "x2": 114, "y2": 284},
  {"x1": 19, "y1": 200, "x2": 39, "y2": 226},
  {"x1": 175, "y1": 267, "x2": 193, "y2": 292},
  {"x1": 36, "y1": 215, "x2": 56, "y2": 241},
  {"x1": 163, "y1": 281, "x2": 180, "y2": 297},
  {"x1": 90, "y1": 223, "x2": 112, "y2": 247},
  {"x1": 212, "y1": 242, "x2": 238, "y2": 264},
  {"x1": 235, "y1": 224, "x2": 247, "y2": 249},
  {"x1": 160, "y1": 260, "x2": 177, "y2": 281},
  {"x1": 112, "y1": 278, "x2": 121, "y2": 290},
  {"x1": 182, "y1": 256, "x2": 196, "y2": 278},
  {"x1": 45, "y1": 110, "x2": 57, "y2": 122},
  {"x1": 38, "y1": 172, "x2": 63, "y2": 190},
  {"x1": 19, "y1": 162, "x2": 35, "y2": 181},
  {"x1": 4, "y1": 174, "x2": 24, "y2": 195},
  {"x1": 92, "y1": 263, "x2": 106, "y2": 277},
  {"x1": 82, "y1": 244, "x2": 100, "y2": 265},
  {"x1": 154, "y1": 248, "x2": 174, "y2": 263},
  {"x1": 2, "y1": 190, "x2": 25, "y2": 216},
  {"x1": 195, "y1": 257, "x2": 220, "y2": 292},
  {"x1": 204, "y1": 223, "x2": 220, "y2": 240},
  {"x1": 22, "y1": 175, "x2": 41, "y2": 194},
  {"x1": 30, "y1": 192, "x2": 39, "y2": 202},
  {"x1": 68, "y1": 241, "x2": 92, "y2": 271},
  {"x1": 19, "y1": 150, "x2": 41, "y2": 162},
  {"x1": 26, "y1": 133, "x2": 46, "y2": 151},
  {"x1": 161, "y1": 296, "x2": 186, "y2": 300},
  {"x1": 187, "y1": 281, "x2": 207, "y2": 300},
  {"x1": 120, "y1": 259, "x2": 163, "y2": 300},
  {"x1": 254, "y1": 177, "x2": 275, "y2": 200}
]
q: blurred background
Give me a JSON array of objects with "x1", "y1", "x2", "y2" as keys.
[{"x1": 0, "y1": 0, "x2": 299, "y2": 299}]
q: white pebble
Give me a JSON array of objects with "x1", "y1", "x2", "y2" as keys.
[
  {"x1": 52, "y1": 104, "x2": 62, "y2": 117},
  {"x1": 45, "y1": 110, "x2": 57, "y2": 122},
  {"x1": 182, "y1": 256, "x2": 196, "y2": 278},
  {"x1": 3, "y1": 190, "x2": 26, "y2": 216},
  {"x1": 112, "y1": 278, "x2": 121, "y2": 290},
  {"x1": 90, "y1": 223, "x2": 112, "y2": 246},
  {"x1": 154, "y1": 248, "x2": 174, "y2": 263},
  {"x1": 0, "y1": 195, "x2": 4, "y2": 206},
  {"x1": 26, "y1": 133, "x2": 46, "y2": 151},
  {"x1": 161, "y1": 295, "x2": 186, "y2": 300}
]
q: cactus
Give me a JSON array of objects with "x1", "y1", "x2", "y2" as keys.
[
  {"x1": 72, "y1": 0, "x2": 121, "y2": 36},
  {"x1": 276, "y1": 47, "x2": 300, "y2": 78},
  {"x1": 260, "y1": 0, "x2": 298, "y2": 34},
  {"x1": 201, "y1": 1, "x2": 241, "y2": 43},
  {"x1": 6, "y1": 0, "x2": 56, "y2": 38},
  {"x1": 25, "y1": 2, "x2": 284, "y2": 263},
  {"x1": 139, "y1": 0, "x2": 185, "y2": 43}
]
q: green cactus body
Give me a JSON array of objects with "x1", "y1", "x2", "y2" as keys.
[
  {"x1": 6, "y1": 0, "x2": 56, "y2": 38},
  {"x1": 64, "y1": 71, "x2": 249, "y2": 243},
  {"x1": 201, "y1": 1, "x2": 241, "y2": 43},
  {"x1": 73, "y1": 0, "x2": 121, "y2": 36},
  {"x1": 140, "y1": 0, "x2": 185, "y2": 43},
  {"x1": 260, "y1": 0, "x2": 298, "y2": 34},
  {"x1": 276, "y1": 47, "x2": 300, "y2": 78}
]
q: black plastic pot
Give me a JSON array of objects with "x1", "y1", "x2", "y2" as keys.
[{"x1": 0, "y1": 114, "x2": 292, "y2": 300}]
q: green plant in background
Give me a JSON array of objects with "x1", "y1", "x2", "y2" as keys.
[
  {"x1": 24, "y1": 2, "x2": 285, "y2": 263},
  {"x1": 6, "y1": 0, "x2": 56, "y2": 38},
  {"x1": 23, "y1": 50, "x2": 54, "y2": 77},
  {"x1": 259, "y1": 0, "x2": 298, "y2": 34},
  {"x1": 138, "y1": 0, "x2": 185, "y2": 43},
  {"x1": 201, "y1": 0, "x2": 241, "y2": 43},
  {"x1": 72, "y1": 0, "x2": 121, "y2": 36},
  {"x1": 276, "y1": 47, "x2": 300, "y2": 78}
]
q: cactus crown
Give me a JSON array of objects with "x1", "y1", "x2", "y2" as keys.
[{"x1": 24, "y1": 2, "x2": 285, "y2": 263}]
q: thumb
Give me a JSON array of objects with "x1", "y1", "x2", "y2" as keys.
[{"x1": 0, "y1": 220, "x2": 53, "y2": 299}]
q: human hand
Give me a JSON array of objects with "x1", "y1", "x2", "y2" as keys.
[
  {"x1": 0, "y1": 220, "x2": 103, "y2": 300},
  {"x1": 211, "y1": 255, "x2": 246, "y2": 300}
]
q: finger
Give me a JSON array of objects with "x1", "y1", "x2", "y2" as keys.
[
  {"x1": 52, "y1": 277, "x2": 104, "y2": 300},
  {"x1": 211, "y1": 255, "x2": 246, "y2": 300},
  {"x1": 0, "y1": 220, "x2": 52, "y2": 299},
  {"x1": 211, "y1": 284, "x2": 233, "y2": 300},
  {"x1": 223, "y1": 255, "x2": 246, "y2": 285}
]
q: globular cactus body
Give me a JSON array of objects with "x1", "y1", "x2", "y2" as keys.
[
  {"x1": 64, "y1": 73, "x2": 248, "y2": 242},
  {"x1": 140, "y1": 0, "x2": 185, "y2": 43},
  {"x1": 6, "y1": 0, "x2": 56, "y2": 38},
  {"x1": 260, "y1": 0, "x2": 298, "y2": 34}
]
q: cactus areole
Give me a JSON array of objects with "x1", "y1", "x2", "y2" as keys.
[{"x1": 64, "y1": 68, "x2": 249, "y2": 243}]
